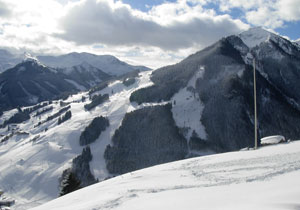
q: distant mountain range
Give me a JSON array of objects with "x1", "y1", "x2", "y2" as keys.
[
  {"x1": 0, "y1": 51, "x2": 150, "y2": 75},
  {"x1": 37, "y1": 52, "x2": 150, "y2": 76},
  {"x1": 0, "y1": 52, "x2": 150, "y2": 112},
  {"x1": 1, "y1": 27, "x2": 300, "y2": 209}
]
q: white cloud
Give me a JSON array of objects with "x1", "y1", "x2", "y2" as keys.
[
  {"x1": 216, "y1": 0, "x2": 300, "y2": 29},
  {"x1": 56, "y1": 0, "x2": 248, "y2": 51},
  {"x1": 245, "y1": 7, "x2": 284, "y2": 28},
  {"x1": 0, "y1": 0, "x2": 298, "y2": 69},
  {"x1": 0, "y1": 0, "x2": 78, "y2": 55},
  {"x1": 277, "y1": 0, "x2": 300, "y2": 22},
  {"x1": 0, "y1": 0, "x2": 11, "y2": 17}
]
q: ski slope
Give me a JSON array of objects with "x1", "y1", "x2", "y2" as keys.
[
  {"x1": 171, "y1": 66, "x2": 207, "y2": 141},
  {"x1": 31, "y1": 140, "x2": 300, "y2": 210},
  {"x1": 0, "y1": 71, "x2": 153, "y2": 210}
]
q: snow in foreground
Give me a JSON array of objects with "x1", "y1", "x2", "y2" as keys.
[{"x1": 31, "y1": 141, "x2": 300, "y2": 210}]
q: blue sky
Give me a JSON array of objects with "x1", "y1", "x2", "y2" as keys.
[
  {"x1": 0, "y1": 0, "x2": 299, "y2": 68},
  {"x1": 122, "y1": 0, "x2": 177, "y2": 11},
  {"x1": 276, "y1": 21, "x2": 300, "y2": 40},
  {"x1": 123, "y1": 0, "x2": 300, "y2": 40}
]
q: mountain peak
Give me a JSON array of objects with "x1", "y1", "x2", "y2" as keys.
[
  {"x1": 23, "y1": 52, "x2": 38, "y2": 62},
  {"x1": 22, "y1": 52, "x2": 46, "y2": 68},
  {"x1": 238, "y1": 27, "x2": 274, "y2": 48}
]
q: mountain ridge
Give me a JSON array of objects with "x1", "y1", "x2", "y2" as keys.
[
  {"x1": 37, "y1": 52, "x2": 151, "y2": 76},
  {"x1": 0, "y1": 50, "x2": 150, "y2": 75},
  {"x1": 0, "y1": 27, "x2": 300, "y2": 209}
]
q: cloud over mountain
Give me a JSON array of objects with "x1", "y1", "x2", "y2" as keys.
[
  {"x1": 57, "y1": 0, "x2": 248, "y2": 50},
  {"x1": 0, "y1": 0, "x2": 298, "y2": 68}
]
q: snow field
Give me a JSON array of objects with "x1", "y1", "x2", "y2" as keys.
[
  {"x1": 31, "y1": 140, "x2": 300, "y2": 210},
  {"x1": 171, "y1": 66, "x2": 207, "y2": 141}
]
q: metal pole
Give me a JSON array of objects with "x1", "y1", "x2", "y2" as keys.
[{"x1": 253, "y1": 58, "x2": 258, "y2": 149}]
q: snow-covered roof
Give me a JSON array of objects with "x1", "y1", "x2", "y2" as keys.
[{"x1": 261, "y1": 135, "x2": 285, "y2": 145}]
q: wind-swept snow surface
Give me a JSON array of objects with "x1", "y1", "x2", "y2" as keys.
[{"x1": 32, "y1": 141, "x2": 300, "y2": 210}]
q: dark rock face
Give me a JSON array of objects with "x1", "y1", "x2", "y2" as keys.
[
  {"x1": 129, "y1": 32, "x2": 300, "y2": 153},
  {"x1": 104, "y1": 104, "x2": 188, "y2": 174},
  {"x1": 79, "y1": 116, "x2": 109, "y2": 146}
]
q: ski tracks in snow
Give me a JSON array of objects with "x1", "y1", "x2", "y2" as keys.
[{"x1": 85, "y1": 142, "x2": 300, "y2": 210}]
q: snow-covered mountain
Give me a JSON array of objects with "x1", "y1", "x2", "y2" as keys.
[
  {"x1": 61, "y1": 62, "x2": 111, "y2": 89},
  {"x1": 0, "y1": 50, "x2": 149, "y2": 111},
  {"x1": 0, "y1": 50, "x2": 150, "y2": 76},
  {"x1": 37, "y1": 52, "x2": 150, "y2": 76},
  {"x1": 128, "y1": 26, "x2": 300, "y2": 155},
  {"x1": 0, "y1": 59, "x2": 73, "y2": 111},
  {"x1": 31, "y1": 140, "x2": 300, "y2": 210},
  {"x1": 0, "y1": 58, "x2": 112, "y2": 112},
  {"x1": 1, "y1": 27, "x2": 300, "y2": 209}
]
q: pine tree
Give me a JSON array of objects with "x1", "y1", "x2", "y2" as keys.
[{"x1": 59, "y1": 169, "x2": 81, "y2": 196}]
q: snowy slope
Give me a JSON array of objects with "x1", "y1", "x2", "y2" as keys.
[
  {"x1": 0, "y1": 67, "x2": 211, "y2": 210},
  {"x1": 171, "y1": 66, "x2": 207, "y2": 141},
  {"x1": 2, "y1": 27, "x2": 300, "y2": 210},
  {"x1": 31, "y1": 140, "x2": 300, "y2": 210},
  {"x1": 0, "y1": 71, "x2": 154, "y2": 210},
  {"x1": 62, "y1": 62, "x2": 102, "y2": 75},
  {"x1": 238, "y1": 27, "x2": 296, "y2": 58},
  {"x1": 238, "y1": 27, "x2": 273, "y2": 48}
]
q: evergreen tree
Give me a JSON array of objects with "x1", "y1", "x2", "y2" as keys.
[{"x1": 59, "y1": 169, "x2": 81, "y2": 196}]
